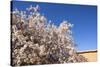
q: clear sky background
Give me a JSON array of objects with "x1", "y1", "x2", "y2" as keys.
[{"x1": 11, "y1": 1, "x2": 97, "y2": 51}]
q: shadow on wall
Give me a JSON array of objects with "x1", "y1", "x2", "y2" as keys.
[{"x1": 77, "y1": 50, "x2": 97, "y2": 62}]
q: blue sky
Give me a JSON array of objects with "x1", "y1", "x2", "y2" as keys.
[{"x1": 11, "y1": 1, "x2": 97, "y2": 51}]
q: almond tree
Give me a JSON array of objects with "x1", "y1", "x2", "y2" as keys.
[{"x1": 11, "y1": 5, "x2": 87, "y2": 66}]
